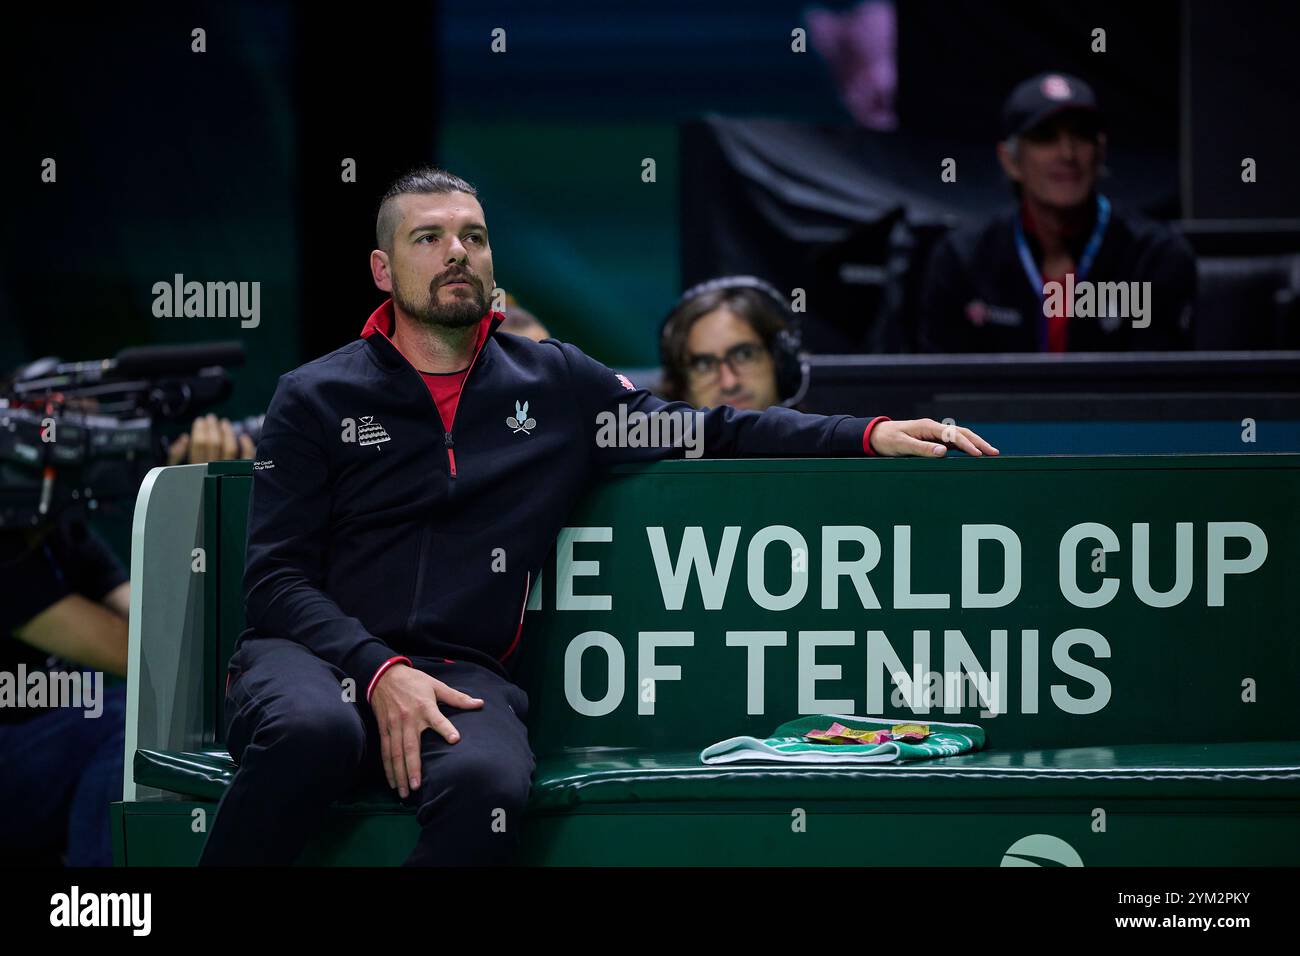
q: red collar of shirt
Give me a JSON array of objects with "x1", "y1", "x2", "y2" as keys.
[{"x1": 360, "y1": 297, "x2": 492, "y2": 371}]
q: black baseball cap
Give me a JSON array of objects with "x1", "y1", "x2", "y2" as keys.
[{"x1": 1002, "y1": 72, "x2": 1103, "y2": 140}]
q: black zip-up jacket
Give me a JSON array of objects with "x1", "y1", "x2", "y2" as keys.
[{"x1": 238, "y1": 298, "x2": 885, "y2": 694}]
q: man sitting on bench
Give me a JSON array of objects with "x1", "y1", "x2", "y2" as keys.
[{"x1": 198, "y1": 166, "x2": 998, "y2": 866}]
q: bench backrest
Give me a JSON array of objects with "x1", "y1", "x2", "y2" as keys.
[{"x1": 204, "y1": 455, "x2": 1300, "y2": 756}]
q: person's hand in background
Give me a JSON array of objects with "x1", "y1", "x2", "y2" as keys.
[{"x1": 167, "y1": 414, "x2": 256, "y2": 465}]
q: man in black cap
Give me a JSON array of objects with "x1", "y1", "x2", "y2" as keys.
[{"x1": 919, "y1": 72, "x2": 1196, "y2": 353}]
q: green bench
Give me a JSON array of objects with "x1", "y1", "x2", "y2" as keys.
[{"x1": 113, "y1": 455, "x2": 1300, "y2": 865}]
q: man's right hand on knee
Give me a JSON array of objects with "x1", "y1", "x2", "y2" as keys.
[{"x1": 370, "y1": 665, "x2": 484, "y2": 798}]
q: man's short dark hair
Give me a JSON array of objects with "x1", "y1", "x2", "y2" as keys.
[{"x1": 376, "y1": 167, "x2": 479, "y2": 255}]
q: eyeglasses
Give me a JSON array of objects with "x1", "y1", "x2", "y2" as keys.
[{"x1": 685, "y1": 342, "x2": 769, "y2": 383}]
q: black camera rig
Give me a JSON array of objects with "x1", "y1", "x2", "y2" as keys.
[{"x1": 0, "y1": 342, "x2": 255, "y2": 529}]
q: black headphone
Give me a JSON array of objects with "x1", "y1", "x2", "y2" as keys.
[{"x1": 659, "y1": 275, "x2": 809, "y2": 407}]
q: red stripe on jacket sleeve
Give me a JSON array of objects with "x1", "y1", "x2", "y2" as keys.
[
  {"x1": 367, "y1": 656, "x2": 413, "y2": 703},
  {"x1": 863, "y1": 416, "x2": 891, "y2": 456}
]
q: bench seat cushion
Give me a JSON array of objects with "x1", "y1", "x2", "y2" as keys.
[
  {"x1": 530, "y1": 741, "x2": 1300, "y2": 805},
  {"x1": 135, "y1": 740, "x2": 1300, "y2": 807}
]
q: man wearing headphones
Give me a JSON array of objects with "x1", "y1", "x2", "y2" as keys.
[{"x1": 659, "y1": 277, "x2": 809, "y2": 411}]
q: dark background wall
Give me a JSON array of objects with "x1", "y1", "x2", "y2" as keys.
[
  {"x1": 1183, "y1": 1, "x2": 1300, "y2": 219},
  {"x1": 1, "y1": 2, "x2": 442, "y2": 416},
  {"x1": 3, "y1": 3, "x2": 300, "y2": 416}
]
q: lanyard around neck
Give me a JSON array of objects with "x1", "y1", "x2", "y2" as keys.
[{"x1": 1013, "y1": 193, "x2": 1111, "y2": 349}]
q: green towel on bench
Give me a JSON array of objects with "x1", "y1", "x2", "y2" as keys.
[{"x1": 700, "y1": 714, "x2": 985, "y2": 765}]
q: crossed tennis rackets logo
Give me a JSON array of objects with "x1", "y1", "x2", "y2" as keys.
[{"x1": 507, "y1": 400, "x2": 536, "y2": 435}]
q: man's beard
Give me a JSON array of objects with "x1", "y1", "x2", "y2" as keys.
[{"x1": 392, "y1": 268, "x2": 487, "y2": 329}]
